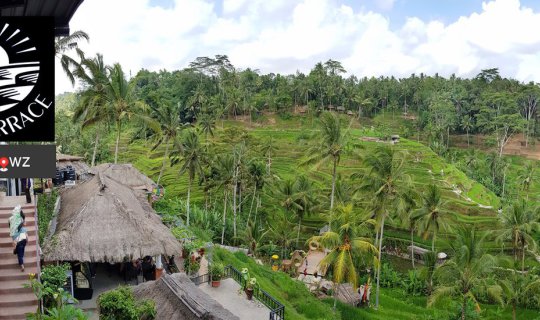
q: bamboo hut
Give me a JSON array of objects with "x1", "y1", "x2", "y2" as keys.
[
  {"x1": 133, "y1": 273, "x2": 239, "y2": 320},
  {"x1": 42, "y1": 170, "x2": 181, "y2": 263}
]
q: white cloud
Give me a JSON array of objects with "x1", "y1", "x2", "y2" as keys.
[
  {"x1": 375, "y1": 0, "x2": 395, "y2": 11},
  {"x1": 55, "y1": 0, "x2": 540, "y2": 94}
]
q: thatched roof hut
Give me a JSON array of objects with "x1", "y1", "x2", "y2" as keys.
[
  {"x1": 42, "y1": 171, "x2": 181, "y2": 263},
  {"x1": 92, "y1": 163, "x2": 156, "y2": 192},
  {"x1": 56, "y1": 153, "x2": 91, "y2": 179},
  {"x1": 133, "y1": 273, "x2": 239, "y2": 320}
]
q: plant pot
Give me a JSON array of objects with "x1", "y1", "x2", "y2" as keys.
[
  {"x1": 211, "y1": 280, "x2": 221, "y2": 288},
  {"x1": 245, "y1": 288, "x2": 254, "y2": 300}
]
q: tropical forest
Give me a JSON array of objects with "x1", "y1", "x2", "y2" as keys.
[{"x1": 52, "y1": 33, "x2": 540, "y2": 319}]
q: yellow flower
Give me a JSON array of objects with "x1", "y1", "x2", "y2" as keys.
[
  {"x1": 272, "y1": 255, "x2": 279, "y2": 260},
  {"x1": 28, "y1": 273, "x2": 36, "y2": 280}
]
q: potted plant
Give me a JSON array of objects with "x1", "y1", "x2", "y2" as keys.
[
  {"x1": 241, "y1": 268, "x2": 257, "y2": 300},
  {"x1": 210, "y1": 262, "x2": 224, "y2": 287}
]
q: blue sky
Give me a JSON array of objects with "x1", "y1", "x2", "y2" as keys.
[{"x1": 56, "y1": 0, "x2": 540, "y2": 93}]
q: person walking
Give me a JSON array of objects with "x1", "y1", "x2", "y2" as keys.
[
  {"x1": 13, "y1": 223, "x2": 27, "y2": 272},
  {"x1": 8, "y1": 205, "x2": 25, "y2": 248}
]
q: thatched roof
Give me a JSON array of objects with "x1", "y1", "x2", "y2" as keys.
[
  {"x1": 92, "y1": 163, "x2": 156, "y2": 191},
  {"x1": 133, "y1": 273, "x2": 239, "y2": 320},
  {"x1": 42, "y1": 171, "x2": 181, "y2": 263},
  {"x1": 57, "y1": 153, "x2": 84, "y2": 162}
]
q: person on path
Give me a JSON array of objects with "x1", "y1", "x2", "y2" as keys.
[
  {"x1": 13, "y1": 223, "x2": 27, "y2": 272},
  {"x1": 8, "y1": 205, "x2": 25, "y2": 247}
]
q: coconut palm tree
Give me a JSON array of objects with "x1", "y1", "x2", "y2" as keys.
[
  {"x1": 303, "y1": 112, "x2": 355, "y2": 211},
  {"x1": 198, "y1": 113, "x2": 216, "y2": 145},
  {"x1": 499, "y1": 272, "x2": 540, "y2": 320},
  {"x1": 413, "y1": 184, "x2": 451, "y2": 252},
  {"x1": 71, "y1": 53, "x2": 109, "y2": 167},
  {"x1": 293, "y1": 176, "x2": 319, "y2": 247},
  {"x1": 496, "y1": 200, "x2": 540, "y2": 272},
  {"x1": 460, "y1": 115, "x2": 474, "y2": 147},
  {"x1": 429, "y1": 227, "x2": 502, "y2": 320},
  {"x1": 171, "y1": 130, "x2": 205, "y2": 226},
  {"x1": 150, "y1": 104, "x2": 185, "y2": 185},
  {"x1": 309, "y1": 204, "x2": 378, "y2": 310},
  {"x1": 55, "y1": 30, "x2": 89, "y2": 86},
  {"x1": 356, "y1": 145, "x2": 411, "y2": 309},
  {"x1": 517, "y1": 162, "x2": 536, "y2": 200},
  {"x1": 247, "y1": 160, "x2": 265, "y2": 224},
  {"x1": 103, "y1": 63, "x2": 157, "y2": 163},
  {"x1": 214, "y1": 154, "x2": 235, "y2": 244},
  {"x1": 395, "y1": 189, "x2": 418, "y2": 268},
  {"x1": 260, "y1": 138, "x2": 277, "y2": 176}
]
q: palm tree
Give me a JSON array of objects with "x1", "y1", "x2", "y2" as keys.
[
  {"x1": 150, "y1": 104, "x2": 184, "y2": 185},
  {"x1": 357, "y1": 145, "x2": 411, "y2": 309},
  {"x1": 499, "y1": 272, "x2": 540, "y2": 320},
  {"x1": 309, "y1": 204, "x2": 378, "y2": 310},
  {"x1": 71, "y1": 53, "x2": 109, "y2": 167},
  {"x1": 260, "y1": 138, "x2": 277, "y2": 176},
  {"x1": 171, "y1": 130, "x2": 205, "y2": 226},
  {"x1": 247, "y1": 160, "x2": 265, "y2": 224},
  {"x1": 395, "y1": 189, "x2": 418, "y2": 268},
  {"x1": 55, "y1": 31, "x2": 89, "y2": 86},
  {"x1": 354, "y1": 95, "x2": 372, "y2": 120},
  {"x1": 303, "y1": 112, "x2": 354, "y2": 210},
  {"x1": 198, "y1": 113, "x2": 216, "y2": 145},
  {"x1": 214, "y1": 154, "x2": 235, "y2": 244},
  {"x1": 460, "y1": 115, "x2": 473, "y2": 147},
  {"x1": 429, "y1": 227, "x2": 502, "y2": 320},
  {"x1": 496, "y1": 200, "x2": 540, "y2": 272},
  {"x1": 293, "y1": 176, "x2": 319, "y2": 247},
  {"x1": 103, "y1": 63, "x2": 157, "y2": 163},
  {"x1": 517, "y1": 162, "x2": 536, "y2": 200},
  {"x1": 413, "y1": 184, "x2": 451, "y2": 252}
]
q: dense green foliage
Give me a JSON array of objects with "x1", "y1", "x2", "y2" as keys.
[
  {"x1": 37, "y1": 191, "x2": 58, "y2": 244},
  {"x1": 97, "y1": 286, "x2": 155, "y2": 320}
]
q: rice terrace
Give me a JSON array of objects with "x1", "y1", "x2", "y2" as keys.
[{"x1": 1, "y1": 1, "x2": 540, "y2": 320}]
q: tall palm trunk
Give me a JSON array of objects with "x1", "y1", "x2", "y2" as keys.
[
  {"x1": 233, "y1": 171, "x2": 238, "y2": 241},
  {"x1": 512, "y1": 302, "x2": 516, "y2": 320},
  {"x1": 461, "y1": 296, "x2": 467, "y2": 320},
  {"x1": 247, "y1": 186, "x2": 257, "y2": 224},
  {"x1": 466, "y1": 129, "x2": 470, "y2": 147},
  {"x1": 522, "y1": 245, "x2": 526, "y2": 273},
  {"x1": 432, "y1": 230, "x2": 436, "y2": 253},
  {"x1": 330, "y1": 158, "x2": 337, "y2": 210},
  {"x1": 410, "y1": 227, "x2": 415, "y2": 269},
  {"x1": 91, "y1": 131, "x2": 99, "y2": 167},
  {"x1": 186, "y1": 175, "x2": 192, "y2": 226},
  {"x1": 114, "y1": 123, "x2": 121, "y2": 164},
  {"x1": 221, "y1": 190, "x2": 228, "y2": 245},
  {"x1": 375, "y1": 214, "x2": 386, "y2": 309},
  {"x1": 296, "y1": 218, "x2": 302, "y2": 247},
  {"x1": 156, "y1": 141, "x2": 170, "y2": 186}
]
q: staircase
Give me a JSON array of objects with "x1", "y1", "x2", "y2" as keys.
[{"x1": 0, "y1": 200, "x2": 39, "y2": 320}]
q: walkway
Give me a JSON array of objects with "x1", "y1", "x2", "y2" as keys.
[
  {"x1": 0, "y1": 197, "x2": 38, "y2": 320},
  {"x1": 199, "y1": 278, "x2": 268, "y2": 320}
]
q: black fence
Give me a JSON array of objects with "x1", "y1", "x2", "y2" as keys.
[{"x1": 191, "y1": 265, "x2": 285, "y2": 320}]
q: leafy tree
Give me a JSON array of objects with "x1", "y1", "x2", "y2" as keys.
[
  {"x1": 413, "y1": 184, "x2": 451, "y2": 252},
  {"x1": 293, "y1": 176, "x2": 319, "y2": 247},
  {"x1": 171, "y1": 130, "x2": 205, "y2": 226},
  {"x1": 303, "y1": 112, "x2": 354, "y2": 211},
  {"x1": 429, "y1": 227, "x2": 502, "y2": 320},
  {"x1": 55, "y1": 30, "x2": 89, "y2": 86},
  {"x1": 460, "y1": 115, "x2": 474, "y2": 147},
  {"x1": 260, "y1": 138, "x2": 277, "y2": 176},
  {"x1": 309, "y1": 204, "x2": 377, "y2": 310},
  {"x1": 496, "y1": 200, "x2": 540, "y2": 272},
  {"x1": 357, "y1": 145, "x2": 411, "y2": 309},
  {"x1": 198, "y1": 113, "x2": 216, "y2": 144},
  {"x1": 499, "y1": 272, "x2": 540, "y2": 320}
]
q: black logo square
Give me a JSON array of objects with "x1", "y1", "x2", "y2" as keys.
[{"x1": 0, "y1": 17, "x2": 54, "y2": 141}]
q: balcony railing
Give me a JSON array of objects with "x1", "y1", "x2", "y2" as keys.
[{"x1": 191, "y1": 265, "x2": 285, "y2": 320}]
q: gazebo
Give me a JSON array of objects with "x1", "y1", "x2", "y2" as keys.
[
  {"x1": 133, "y1": 273, "x2": 239, "y2": 320},
  {"x1": 56, "y1": 153, "x2": 91, "y2": 181}
]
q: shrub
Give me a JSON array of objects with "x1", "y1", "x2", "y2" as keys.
[
  {"x1": 98, "y1": 286, "x2": 155, "y2": 320},
  {"x1": 38, "y1": 191, "x2": 58, "y2": 243},
  {"x1": 210, "y1": 262, "x2": 224, "y2": 281},
  {"x1": 40, "y1": 263, "x2": 71, "y2": 308}
]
